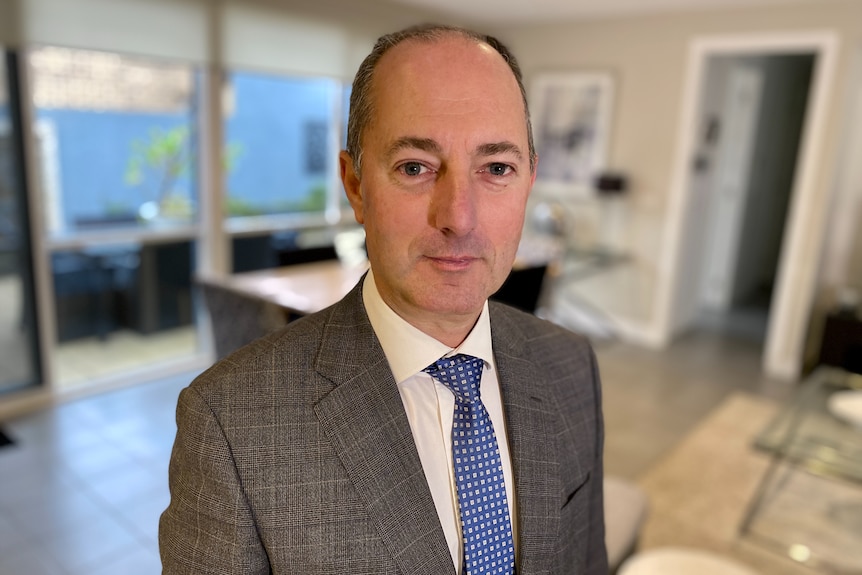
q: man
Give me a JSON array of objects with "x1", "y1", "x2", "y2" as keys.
[{"x1": 160, "y1": 24, "x2": 606, "y2": 575}]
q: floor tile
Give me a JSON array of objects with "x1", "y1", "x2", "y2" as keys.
[
  {"x1": 0, "y1": 540, "x2": 67, "y2": 575},
  {"x1": 81, "y1": 460, "x2": 164, "y2": 509},
  {"x1": 0, "y1": 512, "x2": 30, "y2": 555},
  {"x1": 37, "y1": 513, "x2": 141, "y2": 573},
  {"x1": 4, "y1": 488, "x2": 108, "y2": 541},
  {"x1": 57, "y1": 440, "x2": 140, "y2": 481},
  {"x1": 75, "y1": 543, "x2": 162, "y2": 575}
]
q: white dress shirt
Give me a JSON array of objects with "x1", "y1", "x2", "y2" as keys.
[{"x1": 362, "y1": 270, "x2": 518, "y2": 573}]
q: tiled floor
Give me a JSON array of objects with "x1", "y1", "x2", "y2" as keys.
[
  {"x1": 0, "y1": 374, "x2": 186, "y2": 574},
  {"x1": 0, "y1": 328, "x2": 794, "y2": 574},
  {"x1": 53, "y1": 327, "x2": 198, "y2": 390}
]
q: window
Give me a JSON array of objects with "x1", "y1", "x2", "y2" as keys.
[
  {"x1": 29, "y1": 46, "x2": 197, "y2": 235},
  {"x1": 223, "y1": 71, "x2": 340, "y2": 218},
  {"x1": 28, "y1": 46, "x2": 202, "y2": 389}
]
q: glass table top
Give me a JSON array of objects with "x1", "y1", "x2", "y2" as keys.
[
  {"x1": 743, "y1": 366, "x2": 862, "y2": 573},
  {"x1": 753, "y1": 366, "x2": 862, "y2": 483}
]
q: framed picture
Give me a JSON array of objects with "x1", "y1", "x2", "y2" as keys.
[{"x1": 530, "y1": 72, "x2": 615, "y2": 196}]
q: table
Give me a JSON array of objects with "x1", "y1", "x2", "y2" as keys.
[
  {"x1": 740, "y1": 367, "x2": 862, "y2": 573},
  {"x1": 205, "y1": 259, "x2": 369, "y2": 317}
]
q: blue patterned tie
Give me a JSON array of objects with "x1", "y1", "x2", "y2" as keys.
[{"x1": 424, "y1": 354, "x2": 515, "y2": 575}]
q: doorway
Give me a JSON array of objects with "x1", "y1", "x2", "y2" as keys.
[
  {"x1": 658, "y1": 32, "x2": 839, "y2": 380},
  {"x1": 693, "y1": 54, "x2": 815, "y2": 343}
]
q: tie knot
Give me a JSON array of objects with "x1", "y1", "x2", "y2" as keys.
[{"x1": 423, "y1": 353, "x2": 484, "y2": 403}]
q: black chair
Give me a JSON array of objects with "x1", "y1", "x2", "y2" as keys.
[
  {"x1": 232, "y1": 235, "x2": 279, "y2": 273},
  {"x1": 198, "y1": 279, "x2": 289, "y2": 359},
  {"x1": 52, "y1": 247, "x2": 140, "y2": 341},
  {"x1": 276, "y1": 244, "x2": 339, "y2": 267},
  {"x1": 490, "y1": 265, "x2": 549, "y2": 314}
]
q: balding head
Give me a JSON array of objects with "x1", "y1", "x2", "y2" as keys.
[{"x1": 345, "y1": 24, "x2": 536, "y2": 178}]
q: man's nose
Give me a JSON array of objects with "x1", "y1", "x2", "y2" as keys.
[{"x1": 429, "y1": 169, "x2": 477, "y2": 236}]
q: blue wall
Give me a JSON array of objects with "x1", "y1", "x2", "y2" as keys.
[
  {"x1": 36, "y1": 109, "x2": 190, "y2": 226},
  {"x1": 225, "y1": 72, "x2": 336, "y2": 211}
]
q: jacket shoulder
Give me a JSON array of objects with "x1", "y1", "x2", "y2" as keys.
[
  {"x1": 189, "y1": 283, "x2": 372, "y2": 408},
  {"x1": 489, "y1": 301, "x2": 592, "y2": 353}
]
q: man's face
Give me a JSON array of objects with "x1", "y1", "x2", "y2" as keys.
[{"x1": 341, "y1": 36, "x2": 536, "y2": 337}]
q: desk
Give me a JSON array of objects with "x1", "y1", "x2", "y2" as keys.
[
  {"x1": 198, "y1": 260, "x2": 369, "y2": 359},
  {"x1": 740, "y1": 367, "x2": 862, "y2": 572},
  {"x1": 206, "y1": 260, "x2": 369, "y2": 317}
]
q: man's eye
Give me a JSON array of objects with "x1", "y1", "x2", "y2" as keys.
[
  {"x1": 487, "y1": 163, "x2": 512, "y2": 176},
  {"x1": 399, "y1": 162, "x2": 427, "y2": 176}
]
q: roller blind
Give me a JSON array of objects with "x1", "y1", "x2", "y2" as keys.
[
  {"x1": 0, "y1": 0, "x2": 20, "y2": 46},
  {"x1": 19, "y1": 0, "x2": 208, "y2": 62},
  {"x1": 223, "y1": 3, "x2": 352, "y2": 78},
  {"x1": 17, "y1": 0, "x2": 379, "y2": 79}
]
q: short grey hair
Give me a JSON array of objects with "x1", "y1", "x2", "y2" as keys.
[{"x1": 345, "y1": 23, "x2": 536, "y2": 177}]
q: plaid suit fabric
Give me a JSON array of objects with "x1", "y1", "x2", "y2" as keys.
[{"x1": 159, "y1": 278, "x2": 607, "y2": 574}]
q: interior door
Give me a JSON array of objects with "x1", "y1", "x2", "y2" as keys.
[{"x1": 700, "y1": 63, "x2": 764, "y2": 311}]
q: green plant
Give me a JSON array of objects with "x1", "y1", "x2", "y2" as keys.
[
  {"x1": 297, "y1": 183, "x2": 327, "y2": 212},
  {"x1": 125, "y1": 126, "x2": 189, "y2": 205},
  {"x1": 126, "y1": 127, "x2": 245, "y2": 221},
  {"x1": 225, "y1": 196, "x2": 265, "y2": 217}
]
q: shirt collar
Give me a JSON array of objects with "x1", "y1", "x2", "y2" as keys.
[{"x1": 362, "y1": 269, "x2": 494, "y2": 384}]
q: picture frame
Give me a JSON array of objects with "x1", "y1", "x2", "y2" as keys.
[{"x1": 530, "y1": 72, "x2": 615, "y2": 197}]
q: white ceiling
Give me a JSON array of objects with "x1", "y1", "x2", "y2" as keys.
[{"x1": 388, "y1": 0, "x2": 832, "y2": 24}]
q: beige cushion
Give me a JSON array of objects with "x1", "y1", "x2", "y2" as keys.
[
  {"x1": 604, "y1": 476, "x2": 649, "y2": 570},
  {"x1": 619, "y1": 547, "x2": 760, "y2": 575}
]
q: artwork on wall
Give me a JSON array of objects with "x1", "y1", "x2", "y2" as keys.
[{"x1": 530, "y1": 72, "x2": 615, "y2": 196}]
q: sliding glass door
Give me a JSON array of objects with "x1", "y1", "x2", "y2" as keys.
[{"x1": 27, "y1": 45, "x2": 204, "y2": 389}]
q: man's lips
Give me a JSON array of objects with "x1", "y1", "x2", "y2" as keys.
[
  {"x1": 428, "y1": 256, "x2": 477, "y2": 263},
  {"x1": 424, "y1": 255, "x2": 480, "y2": 269}
]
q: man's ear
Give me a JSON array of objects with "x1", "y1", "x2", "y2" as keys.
[{"x1": 339, "y1": 150, "x2": 365, "y2": 224}]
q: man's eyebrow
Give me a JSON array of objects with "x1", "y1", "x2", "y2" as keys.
[
  {"x1": 476, "y1": 141, "x2": 524, "y2": 161},
  {"x1": 383, "y1": 138, "x2": 524, "y2": 162},
  {"x1": 385, "y1": 137, "x2": 442, "y2": 161}
]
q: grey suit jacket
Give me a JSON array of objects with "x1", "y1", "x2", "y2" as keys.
[{"x1": 160, "y1": 279, "x2": 607, "y2": 574}]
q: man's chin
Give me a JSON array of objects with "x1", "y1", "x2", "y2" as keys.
[{"x1": 413, "y1": 289, "x2": 488, "y2": 319}]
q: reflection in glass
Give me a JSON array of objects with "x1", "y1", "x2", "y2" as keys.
[{"x1": 0, "y1": 51, "x2": 41, "y2": 393}]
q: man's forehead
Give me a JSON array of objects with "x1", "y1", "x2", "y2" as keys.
[
  {"x1": 374, "y1": 34, "x2": 510, "y2": 86},
  {"x1": 370, "y1": 38, "x2": 522, "y2": 113},
  {"x1": 359, "y1": 32, "x2": 530, "y2": 163}
]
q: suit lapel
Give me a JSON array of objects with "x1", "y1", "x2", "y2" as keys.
[
  {"x1": 313, "y1": 284, "x2": 455, "y2": 575},
  {"x1": 491, "y1": 306, "x2": 562, "y2": 575}
]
